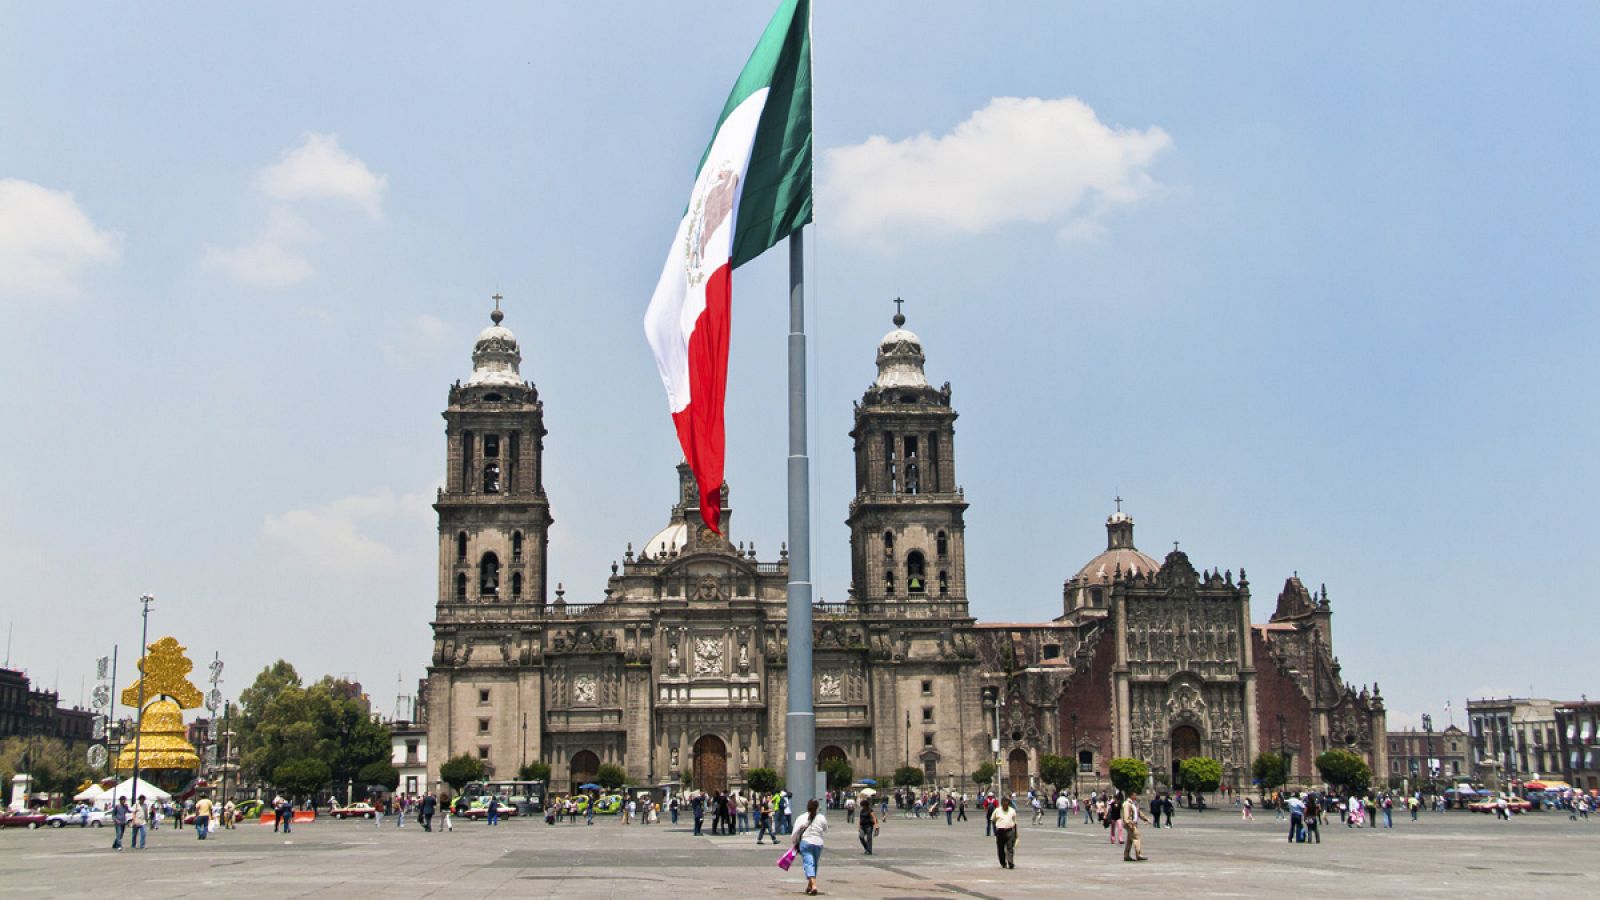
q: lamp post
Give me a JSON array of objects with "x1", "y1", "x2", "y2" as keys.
[
  {"x1": 904, "y1": 710, "x2": 911, "y2": 770},
  {"x1": 1070, "y1": 712, "x2": 1079, "y2": 795},
  {"x1": 131, "y1": 594, "x2": 153, "y2": 797},
  {"x1": 981, "y1": 687, "x2": 1000, "y2": 796},
  {"x1": 1276, "y1": 713, "x2": 1287, "y2": 791},
  {"x1": 1421, "y1": 714, "x2": 1434, "y2": 797}
]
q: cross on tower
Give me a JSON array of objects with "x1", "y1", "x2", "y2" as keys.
[
  {"x1": 892, "y1": 296, "x2": 905, "y2": 327},
  {"x1": 1114, "y1": 494, "x2": 1123, "y2": 513},
  {"x1": 492, "y1": 293, "x2": 503, "y2": 311},
  {"x1": 1173, "y1": 540, "x2": 1181, "y2": 552}
]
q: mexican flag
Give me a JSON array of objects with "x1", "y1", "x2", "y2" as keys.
[{"x1": 644, "y1": 0, "x2": 813, "y2": 533}]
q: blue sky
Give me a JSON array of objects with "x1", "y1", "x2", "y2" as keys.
[{"x1": 2, "y1": 2, "x2": 1595, "y2": 734}]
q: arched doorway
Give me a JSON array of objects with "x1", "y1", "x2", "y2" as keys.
[
  {"x1": 570, "y1": 750, "x2": 599, "y2": 792},
  {"x1": 1007, "y1": 748, "x2": 1030, "y2": 794},
  {"x1": 693, "y1": 735, "x2": 728, "y2": 794},
  {"x1": 819, "y1": 745, "x2": 848, "y2": 791},
  {"x1": 1170, "y1": 725, "x2": 1202, "y2": 787}
]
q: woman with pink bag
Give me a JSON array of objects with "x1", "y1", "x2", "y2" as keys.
[{"x1": 784, "y1": 798, "x2": 829, "y2": 896}]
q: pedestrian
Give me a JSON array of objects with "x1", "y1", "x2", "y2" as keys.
[
  {"x1": 1085, "y1": 792, "x2": 1098, "y2": 824},
  {"x1": 194, "y1": 794, "x2": 212, "y2": 840},
  {"x1": 790, "y1": 798, "x2": 829, "y2": 896},
  {"x1": 111, "y1": 797, "x2": 129, "y2": 850},
  {"x1": 1162, "y1": 793, "x2": 1174, "y2": 828},
  {"x1": 945, "y1": 794, "x2": 955, "y2": 826},
  {"x1": 1031, "y1": 792, "x2": 1044, "y2": 826},
  {"x1": 1382, "y1": 795, "x2": 1394, "y2": 829},
  {"x1": 1304, "y1": 794, "x2": 1322, "y2": 844},
  {"x1": 131, "y1": 796, "x2": 149, "y2": 849},
  {"x1": 858, "y1": 799, "x2": 877, "y2": 855},
  {"x1": 279, "y1": 796, "x2": 293, "y2": 834},
  {"x1": 443, "y1": 793, "x2": 454, "y2": 832},
  {"x1": 990, "y1": 794, "x2": 1018, "y2": 869},
  {"x1": 670, "y1": 795, "x2": 680, "y2": 825},
  {"x1": 222, "y1": 798, "x2": 236, "y2": 830},
  {"x1": 1121, "y1": 790, "x2": 1149, "y2": 862},
  {"x1": 756, "y1": 793, "x2": 778, "y2": 844},
  {"x1": 1056, "y1": 791, "x2": 1070, "y2": 828},
  {"x1": 487, "y1": 795, "x2": 501, "y2": 826},
  {"x1": 845, "y1": 794, "x2": 855, "y2": 824},
  {"x1": 1107, "y1": 792, "x2": 1125, "y2": 844},
  {"x1": 957, "y1": 793, "x2": 968, "y2": 822},
  {"x1": 420, "y1": 792, "x2": 436, "y2": 832},
  {"x1": 395, "y1": 795, "x2": 406, "y2": 828}
]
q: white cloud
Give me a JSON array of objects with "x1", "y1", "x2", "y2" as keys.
[
  {"x1": 263, "y1": 488, "x2": 433, "y2": 576},
  {"x1": 202, "y1": 207, "x2": 316, "y2": 287},
  {"x1": 823, "y1": 96, "x2": 1171, "y2": 242},
  {"x1": 256, "y1": 132, "x2": 387, "y2": 218},
  {"x1": 0, "y1": 178, "x2": 121, "y2": 297},
  {"x1": 380, "y1": 313, "x2": 454, "y2": 365}
]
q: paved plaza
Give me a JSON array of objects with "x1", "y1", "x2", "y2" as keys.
[{"x1": 2, "y1": 809, "x2": 1594, "y2": 898}]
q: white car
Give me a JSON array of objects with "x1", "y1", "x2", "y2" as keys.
[{"x1": 47, "y1": 809, "x2": 111, "y2": 828}]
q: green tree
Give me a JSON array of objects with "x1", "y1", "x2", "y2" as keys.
[
  {"x1": 273, "y1": 757, "x2": 330, "y2": 799},
  {"x1": 357, "y1": 760, "x2": 399, "y2": 793},
  {"x1": 678, "y1": 768, "x2": 693, "y2": 789},
  {"x1": 0, "y1": 736, "x2": 93, "y2": 796},
  {"x1": 1108, "y1": 757, "x2": 1150, "y2": 795},
  {"x1": 1316, "y1": 749, "x2": 1372, "y2": 796},
  {"x1": 439, "y1": 754, "x2": 485, "y2": 791},
  {"x1": 1039, "y1": 754, "x2": 1075, "y2": 791},
  {"x1": 747, "y1": 767, "x2": 781, "y2": 794},
  {"x1": 893, "y1": 766, "x2": 924, "y2": 788},
  {"x1": 236, "y1": 667, "x2": 390, "y2": 795},
  {"x1": 1252, "y1": 752, "x2": 1287, "y2": 792},
  {"x1": 972, "y1": 761, "x2": 998, "y2": 787},
  {"x1": 1178, "y1": 757, "x2": 1223, "y2": 793},
  {"x1": 519, "y1": 761, "x2": 551, "y2": 783},
  {"x1": 595, "y1": 764, "x2": 627, "y2": 791},
  {"x1": 819, "y1": 756, "x2": 854, "y2": 791}
]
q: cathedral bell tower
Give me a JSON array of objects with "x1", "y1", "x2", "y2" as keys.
[
  {"x1": 847, "y1": 305, "x2": 968, "y2": 607},
  {"x1": 435, "y1": 301, "x2": 552, "y2": 608}
]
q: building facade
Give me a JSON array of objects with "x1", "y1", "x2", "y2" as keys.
[
  {"x1": 1554, "y1": 701, "x2": 1600, "y2": 792},
  {"x1": 423, "y1": 305, "x2": 1384, "y2": 795},
  {"x1": 1386, "y1": 724, "x2": 1469, "y2": 786},
  {"x1": 1467, "y1": 697, "x2": 1560, "y2": 789},
  {"x1": 0, "y1": 668, "x2": 95, "y2": 748}
]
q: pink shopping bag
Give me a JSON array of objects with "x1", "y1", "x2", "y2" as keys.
[{"x1": 777, "y1": 847, "x2": 796, "y2": 871}]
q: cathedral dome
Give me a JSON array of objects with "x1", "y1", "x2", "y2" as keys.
[
  {"x1": 467, "y1": 304, "x2": 524, "y2": 386},
  {"x1": 644, "y1": 521, "x2": 687, "y2": 557},
  {"x1": 875, "y1": 307, "x2": 928, "y2": 389},
  {"x1": 1070, "y1": 509, "x2": 1161, "y2": 584}
]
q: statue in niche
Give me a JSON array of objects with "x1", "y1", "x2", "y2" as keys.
[
  {"x1": 668, "y1": 643, "x2": 680, "y2": 674},
  {"x1": 741, "y1": 745, "x2": 749, "y2": 766},
  {"x1": 739, "y1": 643, "x2": 750, "y2": 670},
  {"x1": 671, "y1": 747, "x2": 680, "y2": 768}
]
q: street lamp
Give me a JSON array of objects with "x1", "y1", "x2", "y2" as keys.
[
  {"x1": 1421, "y1": 714, "x2": 1435, "y2": 797},
  {"x1": 1070, "y1": 712, "x2": 1079, "y2": 795},
  {"x1": 981, "y1": 687, "x2": 1000, "y2": 796},
  {"x1": 131, "y1": 594, "x2": 153, "y2": 798},
  {"x1": 1276, "y1": 713, "x2": 1287, "y2": 791}
]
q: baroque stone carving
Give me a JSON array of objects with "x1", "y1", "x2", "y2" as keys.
[
  {"x1": 817, "y1": 671, "x2": 841, "y2": 700},
  {"x1": 694, "y1": 636, "x2": 724, "y2": 675},
  {"x1": 574, "y1": 673, "x2": 597, "y2": 705}
]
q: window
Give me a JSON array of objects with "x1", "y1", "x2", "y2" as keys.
[
  {"x1": 457, "y1": 532, "x2": 468, "y2": 560},
  {"x1": 922, "y1": 707, "x2": 934, "y2": 723},
  {"x1": 1043, "y1": 644, "x2": 1061, "y2": 660},
  {"x1": 883, "y1": 530, "x2": 894, "y2": 556},
  {"x1": 1078, "y1": 750, "x2": 1093, "y2": 773},
  {"x1": 511, "y1": 572, "x2": 523, "y2": 598},
  {"x1": 885, "y1": 570, "x2": 895, "y2": 594},
  {"x1": 480, "y1": 552, "x2": 500, "y2": 598},
  {"x1": 478, "y1": 689, "x2": 490, "y2": 704},
  {"x1": 938, "y1": 570, "x2": 948, "y2": 595},
  {"x1": 478, "y1": 718, "x2": 490, "y2": 735},
  {"x1": 512, "y1": 531, "x2": 524, "y2": 560},
  {"x1": 904, "y1": 436, "x2": 920, "y2": 494},
  {"x1": 884, "y1": 434, "x2": 897, "y2": 491},
  {"x1": 478, "y1": 746, "x2": 490, "y2": 760},
  {"x1": 405, "y1": 739, "x2": 419, "y2": 758},
  {"x1": 907, "y1": 551, "x2": 926, "y2": 594},
  {"x1": 923, "y1": 733, "x2": 934, "y2": 747},
  {"x1": 483, "y1": 463, "x2": 501, "y2": 493},
  {"x1": 455, "y1": 573, "x2": 467, "y2": 600},
  {"x1": 936, "y1": 531, "x2": 948, "y2": 559},
  {"x1": 484, "y1": 434, "x2": 500, "y2": 458},
  {"x1": 921, "y1": 680, "x2": 932, "y2": 696},
  {"x1": 1090, "y1": 587, "x2": 1104, "y2": 607},
  {"x1": 923, "y1": 759, "x2": 937, "y2": 781}
]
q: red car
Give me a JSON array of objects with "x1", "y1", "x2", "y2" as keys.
[
  {"x1": 330, "y1": 803, "x2": 378, "y2": 819},
  {"x1": 0, "y1": 811, "x2": 48, "y2": 829},
  {"x1": 1469, "y1": 796, "x2": 1533, "y2": 814}
]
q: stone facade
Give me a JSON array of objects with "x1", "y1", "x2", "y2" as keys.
[{"x1": 422, "y1": 304, "x2": 1384, "y2": 796}]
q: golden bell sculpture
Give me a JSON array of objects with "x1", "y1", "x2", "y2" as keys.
[{"x1": 114, "y1": 637, "x2": 204, "y2": 774}]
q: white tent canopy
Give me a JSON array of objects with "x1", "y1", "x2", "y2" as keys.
[
  {"x1": 108, "y1": 777, "x2": 171, "y2": 805},
  {"x1": 72, "y1": 784, "x2": 108, "y2": 805}
]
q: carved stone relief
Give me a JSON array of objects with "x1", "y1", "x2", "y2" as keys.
[
  {"x1": 574, "y1": 672, "x2": 597, "y2": 705},
  {"x1": 694, "y1": 636, "x2": 724, "y2": 676}
]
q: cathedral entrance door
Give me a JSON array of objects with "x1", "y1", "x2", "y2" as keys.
[
  {"x1": 570, "y1": 750, "x2": 599, "y2": 792},
  {"x1": 1007, "y1": 749, "x2": 1030, "y2": 794},
  {"x1": 819, "y1": 746, "x2": 847, "y2": 791},
  {"x1": 693, "y1": 735, "x2": 728, "y2": 794},
  {"x1": 1170, "y1": 725, "x2": 1202, "y2": 788}
]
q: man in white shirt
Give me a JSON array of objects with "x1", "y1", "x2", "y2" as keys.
[
  {"x1": 1056, "y1": 792, "x2": 1071, "y2": 828},
  {"x1": 1121, "y1": 791, "x2": 1149, "y2": 862}
]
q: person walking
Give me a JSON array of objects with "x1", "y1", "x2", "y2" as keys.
[
  {"x1": 111, "y1": 797, "x2": 129, "y2": 850},
  {"x1": 1107, "y1": 792, "x2": 1125, "y2": 845},
  {"x1": 858, "y1": 799, "x2": 877, "y2": 855},
  {"x1": 420, "y1": 792, "x2": 436, "y2": 832},
  {"x1": 395, "y1": 795, "x2": 405, "y2": 828},
  {"x1": 790, "y1": 798, "x2": 829, "y2": 897},
  {"x1": 1056, "y1": 791, "x2": 1070, "y2": 828},
  {"x1": 1085, "y1": 792, "x2": 1098, "y2": 825},
  {"x1": 1030, "y1": 793, "x2": 1044, "y2": 826},
  {"x1": 1242, "y1": 797, "x2": 1254, "y2": 822},
  {"x1": 222, "y1": 798, "x2": 236, "y2": 830},
  {"x1": 194, "y1": 795, "x2": 213, "y2": 840},
  {"x1": 945, "y1": 794, "x2": 955, "y2": 826},
  {"x1": 1304, "y1": 794, "x2": 1322, "y2": 844},
  {"x1": 1382, "y1": 795, "x2": 1394, "y2": 829},
  {"x1": 845, "y1": 794, "x2": 855, "y2": 824},
  {"x1": 990, "y1": 795, "x2": 1018, "y2": 869},
  {"x1": 442, "y1": 794, "x2": 454, "y2": 832},
  {"x1": 756, "y1": 794, "x2": 778, "y2": 844},
  {"x1": 131, "y1": 796, "x2": 149, "y2": 850},
  {"x1": 1121, "y1": 790, "x2": 1149, "y2": 862},
  {"x1": 487, "y1": 795, "x2": 501, "y2": 826},
  {"x1": 957, "y1": 793, "x2": 968, "y2": 822}
]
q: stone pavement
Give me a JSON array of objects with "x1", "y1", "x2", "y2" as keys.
[{"x1": 1, "y1": 808, "x2": 1595, "y2": 898}]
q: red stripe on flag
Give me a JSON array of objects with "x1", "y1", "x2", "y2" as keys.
[{"x1": 670, "y1": 262, "x2": 732, "y2": 533}]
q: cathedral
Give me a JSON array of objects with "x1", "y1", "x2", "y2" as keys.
[{"x1": 422, "y1": 304, "x2": 1385, "y2": 796}]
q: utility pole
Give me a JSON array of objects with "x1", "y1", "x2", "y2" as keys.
[{"x1": 131, "y1": 594, "x2": 153, "y2": 796}]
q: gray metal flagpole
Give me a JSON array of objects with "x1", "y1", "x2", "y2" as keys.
[{"x1": 784, "y1": 229, "x2": 816, "y2": 808}]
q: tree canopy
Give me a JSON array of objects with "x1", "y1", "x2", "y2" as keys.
[
  {"x1": 1039, "y1": 754, "x2": 1075, "y2": 791},
  {"x1": 357, "y1": 760, "x2": 399, "y2": 793},
  {"x1": 439, "y1": 754, "x2": 485, "y2": 790},
  {"x1": 236, "y1": 662, "x2": 391, "y2": 797},
  {"x1": 273, "y1": 757, "x2": 330, "y2": 799},
  {"x1": 1253, "y1": 751, "x2": 1287, "y2": 790},
  {"x1": 893, "y1": 766, "x2": 924, "y2": 788},
  {"x1": 0, "y1": 736, "x2": 93, "y2": 796},
  {"x1": 972, "y1": 761, "x2": 997, "y2": 787},
  {"x1": 746, "y1": 767, "x2": 781, "y2": 794},
  {"x1": 1316, "y1": 749, "x2": 1372, "y2": 796},
  {"x1": 1109, "y1": 757, "x2": 1150, "y2": 794},
  {"x1": 1178, "y1": 756, "x2": 1223, "y2": 793},
  {"x1": 518, "y1": 761, "x2": 551, "y2": 783},
  {"x1": 595, "y1": 764, "x2": 627, "y2": 790},
  {"x1": 819, "y1": 756, "x2": 853, "y2": 791}
]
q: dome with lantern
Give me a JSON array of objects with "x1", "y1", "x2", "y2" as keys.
[{"x1": 468, "y1": 304, "x2": 523, "y2": 387}]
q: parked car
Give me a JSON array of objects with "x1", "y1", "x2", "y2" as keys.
[
  {"x1": 234, "y1": 799, "x2": 265, "y2": 819},
  {"x1": 0, "y1": 810, "x2": 48, "y2": 829},
  {"x1": 460, "y1": 798, "x2": 520, "y2": 820},
  {"x1": 330, "y1": 803, "x2": 378, "y2": 819},
  {"x1": 47, "y1": 809, "x2": 110, "y2": 828}
]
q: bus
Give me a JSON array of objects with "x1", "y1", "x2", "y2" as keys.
[{"x1": 463, "y1": 779, "x2": 546, "y2": 815}]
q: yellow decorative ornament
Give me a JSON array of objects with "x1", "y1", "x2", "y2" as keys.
[{"x1": 114, "y1": 636, "x2": 204, "y2": 773}]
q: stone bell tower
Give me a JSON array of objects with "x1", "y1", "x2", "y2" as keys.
[
  {"x1": 846, "y1": 305, "x2": 969, "y2": 606},
  {"x1": 426, "y1": 298, "x2": 552, "y2": 783}
]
